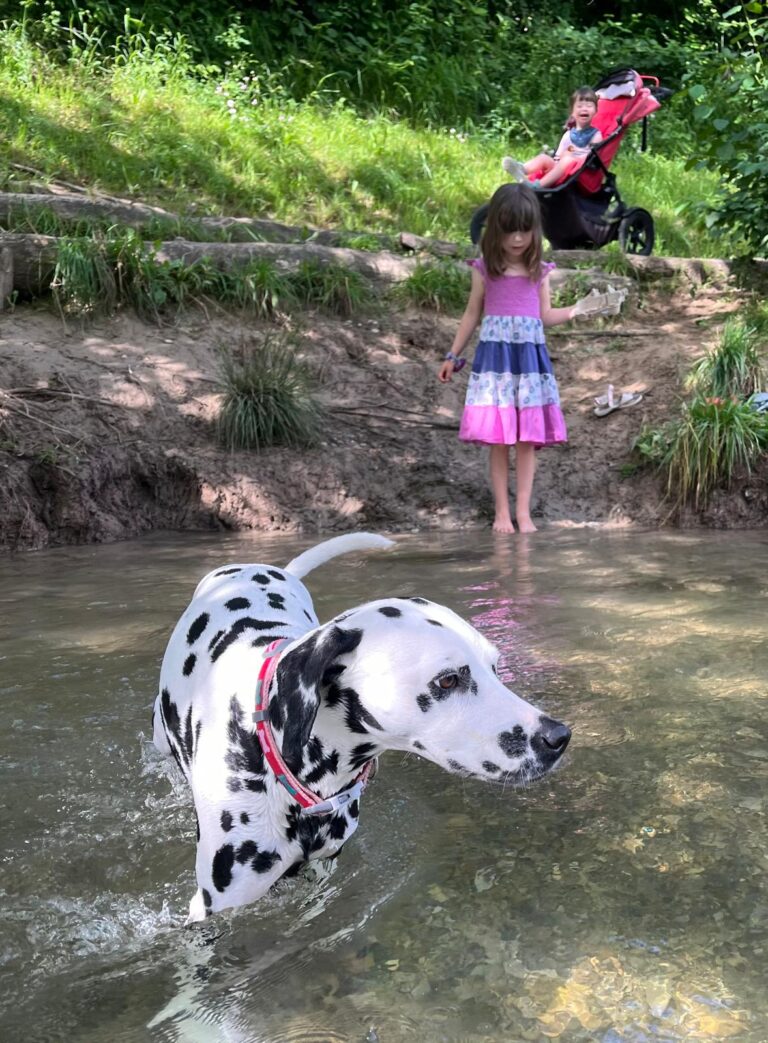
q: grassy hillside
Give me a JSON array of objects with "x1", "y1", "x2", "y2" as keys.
[{"x1": 0, "y1": 27, "x2": 722, "y2": 256}]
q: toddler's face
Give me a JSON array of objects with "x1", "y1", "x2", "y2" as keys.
[
  {"x1": 502, "y1": 229, "x2": 533, "y2": 259},
  {"x1": 572, "y1": 98, "x2": 597, "y2": 127}
]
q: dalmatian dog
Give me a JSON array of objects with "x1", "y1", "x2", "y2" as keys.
[{"x1": 152, "y1": 533, "x2": 571, "y2": 923}]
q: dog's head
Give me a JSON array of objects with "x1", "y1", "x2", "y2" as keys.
[{"x1": 273, "y1": 596, "x2": 570, "y2": 786}]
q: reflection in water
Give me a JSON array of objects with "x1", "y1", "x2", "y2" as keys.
[{"x1": 0, "y1": 529, "x2": 767, "y2": 1042}]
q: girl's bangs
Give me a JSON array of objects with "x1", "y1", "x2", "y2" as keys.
[{"x1": 498, "y1": 198, "x2": 537, "y2": 233}]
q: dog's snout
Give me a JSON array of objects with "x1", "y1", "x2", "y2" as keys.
[
  {"x1": 532, "y1": 715, "x2": 571, "y2": 760},
  {"x1": 541, "y1": 718, "x2": 571, "y2": 751}
]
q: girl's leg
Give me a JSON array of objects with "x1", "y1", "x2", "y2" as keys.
[
  {"x1": 523, "y1": 154, "x2": 555, "y2": 178},
  {"x1": 514, "y1": 442, "x2": 538, "y2": 533},
  {"x1": 489, "y1": 444, "x2": 515, "y2": 533},
  {"x1": 537, "y1": 155, "x2": 574, "y2": 188}
]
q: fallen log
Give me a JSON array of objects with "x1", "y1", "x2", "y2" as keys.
[{"x1": 0, "y1": 232, "x2": 420, "y2": 295}]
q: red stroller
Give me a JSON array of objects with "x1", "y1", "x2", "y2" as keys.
[{"x1": 471, "y1": 68, "x2": 672, "y2": 255}]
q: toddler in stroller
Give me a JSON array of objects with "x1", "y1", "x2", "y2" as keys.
[
  {"x1": 472, "y1": 68, "x2": 672, "y2": 255},
  {"x1": 502, "y1": 86, "x2": 604, "y2": 189}
]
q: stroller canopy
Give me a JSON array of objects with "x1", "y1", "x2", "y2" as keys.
[{"x1": 577, "y1": 68, "x2": 662, "y2": 195}]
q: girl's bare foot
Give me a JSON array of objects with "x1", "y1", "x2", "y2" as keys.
[
  {"x1": 493, "y1": 517, "x2": 516, "y2": 534},
  {"x1": 516, "y1": 515, "x2": 538, "y2": 533}
]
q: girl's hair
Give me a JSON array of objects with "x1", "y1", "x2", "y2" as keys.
[
  {"x1": 570, "y1": 85, "x2": 598, "y2": 109},
  {"x1": 481, "y1": 183, "x2": 543, "y2": 281}
]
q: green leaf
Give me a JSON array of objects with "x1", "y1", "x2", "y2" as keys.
[
  {"x1": 712, "y1": 118, "x2": 730, "y2": 131},
  {"x1": 688, "y1": 84, "x2": 706, "y2": 101}
]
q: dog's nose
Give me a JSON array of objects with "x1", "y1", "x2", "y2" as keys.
[{"x1": 532, "y1": 716, "x2": 571, "y2": 760}]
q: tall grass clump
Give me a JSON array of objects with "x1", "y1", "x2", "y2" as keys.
[
  {"x1": 686, "y1": 318, "x2": 767, "y2": 400},
  {"x1": 394, "y1": 261, "x2": 469, "y2": 313},
  {"x1": 51, "y1": 235, "x2": 118, "y2": 314},
  {"x1": 290, "y1": 260, "x2": 373, "y2": 317},
  {"x1": 216, "y1": 334, "x2": 321, "y2": 452},
  {"x1": 634, "y1": 397, "x2": 768, "y2": 509}
]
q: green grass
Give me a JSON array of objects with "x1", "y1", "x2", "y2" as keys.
[
  {"x1": 216, "y1": 333, "x2": 322, "y2": 452},
  {"x1": 394, "y1": 261, "x2": 469, "y2": 313},
  {"x1": 634, "y1": 397, "x2": 768, "y2": 509},
  {"x1": 686, "y1": 318, "x2": 767, "y2": 400},
  {"x1": 0, "y1": 26, "x2": 724, "y2": 256}
]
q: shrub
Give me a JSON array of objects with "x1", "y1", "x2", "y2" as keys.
[
  {"x1": 216, "y1": 333, "x2": 321, "y2": 452},
  {"x1": 686, "y1": 318, "x2": 766, "y2": 399},
  {"x1": 289, "y1": 260, "x2": 373, "y2": 317},
  {"x1": 634, "y1": 396, "x2": 768, "y2": 509}
]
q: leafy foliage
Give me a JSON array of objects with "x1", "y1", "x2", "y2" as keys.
[{"x1": 685, "y1": 3, "x2": 768, "y2": 255}]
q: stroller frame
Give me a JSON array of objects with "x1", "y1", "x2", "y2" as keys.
[{"x1": 471, "y1": 70, "x2": 670, "y2": 256}]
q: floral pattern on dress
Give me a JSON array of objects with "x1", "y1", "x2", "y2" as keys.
[
  {"x1": 465, "y1": 371, "x2": 560, "y2": 409},
  {"x1": 479, "y1": 315, "x2": 546, "y2": 344}
]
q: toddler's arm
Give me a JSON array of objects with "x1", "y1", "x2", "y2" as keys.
[{"x1": 438, "y1": 268, "x2": 484, "y2": 383}]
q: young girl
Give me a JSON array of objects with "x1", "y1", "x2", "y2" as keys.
[
  {"x1": 438, "y1": 183, "x2": 580, "y2": 534},
  {"x1": 502, "y1": 86, "x2": 603, "y2": 190}
]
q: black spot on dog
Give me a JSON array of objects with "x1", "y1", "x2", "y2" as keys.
[
  {"x1": 226, "y1": 696, "x2": 266, "y2": 781},
  {"x1": 160, "y1": 689, "x2": 196, "y2": 769},
  {"x1": 349, "y1": 742, "x2": 377, "y2": 771},
  {"x1": 329, "y1": 815, "x2": 348, "y2": 840},
  {"x1": 221, "y1": 811, "x2": 233, "y2": 832},
  {"x1": 187, "y1": 613, "x2": 209, "y2": 645},
  {"x1": 448, "y1": 759, "x2": 473, "y2": 775},
  {"x1": 499, "y1": 726, "x2": 528, "y2": 758},
  {"x1": 252, "y1": 633, "x2": 288, "y2": 648},
  {"x1": 212, "y1": 844, "x2": 235, "y2": 891},
  {"x1": 268, "y1": 592, "x2": 286, "y2": 611},
  {"x1": 208, "y1": 629, "x2": 224, "y2": 653},
  {"x1": 413, "y1": 740, "x2": 425, "y2": 750},
  {"x1": 215, "y1": 568, "x2": 242, "y2": 577},
  {"x1": 306, "y1": 736, "x2": 324, "y2": 764},
  {"x1": 427, "y1": 619, "x2": 443, "y2": 627},
  {"x1": 304, "y1": 748, "x2": 340, "y2": 786},
  {"x1": 410, "y1": 597, "x2": 429, "y2": 605},
  {"x1": 348, "y1": 798, "x2": 360, "y2": 819},
  {"x1": 202, "y1": 888, "x2": 212, "y2": 910},
  {"x1": 183, "y1": 653, "x2": 197, "y2": 677},
  {"x1": 227, "y1": 776, "x2": 242, "y2": 792},
  {"x1": 210, "y1": 618, "x2": 284, "y2": 662},
  {"x1": 283, "y1": 803, "x2": 324, "y2": 859},
  {"x1": 378, "y1": 605, "x2": 402, "y2": 618},
  {"x1": 304, "y1": 610, "x2": 313, "y2": 621},
  {"x1": 252, "y1": 572, "x2": 270, "y2": 584},
  {"x1": 245, "y1": 778, "x2": 267, "y2": 793},
  {"x1": 240, "y1": 812, "x2": 249, "y2": 825},
  {"x1": 267, "y1": 570, "x2": 284, "y2": 581},
  {"x1": 417, "y1": 693, "x2": 431, "y2": 713},
  {"x1": 326, "y1": 681, "x2": 383, "y2": 733},
  {"x1": 225, "y1": 597, "x2": 251, "y2": 611},
  {"x1": 483, "y1": 761, "x2": 501, "y2": 774}
]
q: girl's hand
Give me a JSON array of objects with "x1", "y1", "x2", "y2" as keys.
[{"x1": 438, "y1": 359, "x2": 456, "y2": 383}]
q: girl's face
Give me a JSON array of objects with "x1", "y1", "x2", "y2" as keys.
[
  {"x1": 572, "y1": 97, "x2": 597, "y2": 128},
  {"x1": 502, "y1": 228, "x2": 533, "y2": 260}
]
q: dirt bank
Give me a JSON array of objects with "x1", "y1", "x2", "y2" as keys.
[{"x1": 1, "y1": 266, "x2": 765, "y2": 551}]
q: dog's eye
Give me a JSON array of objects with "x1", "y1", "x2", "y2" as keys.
[{"x1": 438, "y1": 673, "x2": 459, "y2": 690}]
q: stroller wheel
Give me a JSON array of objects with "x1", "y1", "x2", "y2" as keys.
[
  {"x1": 619, "y1": 209, "x2": 655, "y2": 256},
  {"x1": 469, "y1": 203, "x2": 489, "y2": 246}
]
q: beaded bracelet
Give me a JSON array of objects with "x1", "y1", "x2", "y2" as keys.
[{"x1": 444, "y1": 352, "x2": 467, "y2": 371}]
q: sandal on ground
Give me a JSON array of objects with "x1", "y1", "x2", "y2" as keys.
[{"x1": 593, "y1": 384, "x2": 643, "y2": 417}]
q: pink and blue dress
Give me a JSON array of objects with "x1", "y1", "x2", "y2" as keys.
[{"x1": 458, "y1": 259, "x2": 567, "y2": 447}]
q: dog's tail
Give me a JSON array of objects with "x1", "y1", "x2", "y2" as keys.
[{"x1": 285, "y1": 533, "x2": 394, "y2": 580}]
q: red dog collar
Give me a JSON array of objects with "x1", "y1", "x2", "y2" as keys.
[{"x1": 253, "y1": 638, "x2": 373, "y2": 817}]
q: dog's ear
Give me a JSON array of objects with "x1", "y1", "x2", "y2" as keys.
[{"x1": 272, "y1": 625, "x2": 363, "y2": 772}]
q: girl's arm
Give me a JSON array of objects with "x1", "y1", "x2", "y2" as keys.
[
  {"x1": 591, "y1": 128, "x2": 604, "y2": 146},
  {"x1": 539, "y1": 273, "x2": 577, "y2": 327},
  {"x1": 438, "y1": 268, "x2": 485, "y2": 382},
  {"x1": 554, "y1": 130, "x2": 571, "y2": 157}
]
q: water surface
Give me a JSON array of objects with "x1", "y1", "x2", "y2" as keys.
[{"x1": 1, "y1": 529, "x2": 767, "y2": 1042}]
